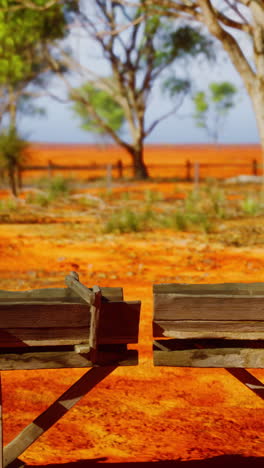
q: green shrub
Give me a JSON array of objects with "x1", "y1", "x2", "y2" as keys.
[
  {"x1": 105, "y1": 208, "x2": 141, "y2": 233},
  {"x1": 26, "y1": 192, "x2": 52, "y2": 207},
  {"x1": 48, "y1": 176, "x2": 70, "y2": 198},
  {"x1": 0, "y1": 198, "x2": 18, "y2": 212},
  {"x1": 144, "y1": 189, "x2": 163, "y2": 204},
  {"x1": 104, "y1": 207, "x2": 158, "y2": 233},
  {"x1": 240, "y1": 195, "x2": 262, "y2": 216}
]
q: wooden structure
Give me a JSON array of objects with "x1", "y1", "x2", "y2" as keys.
[
  {"x1": 0, "y1": 272, "x2": 140, "y2": 468},
  {"x1": 153, "y1": 283, "x2": 264, "y2": 368}
]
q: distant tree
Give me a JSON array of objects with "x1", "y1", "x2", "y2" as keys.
[
  {"x1": 127, "y1": 0, "x2": 264, "y2": 175},
  {"x1": 193, "y1": 81, "x2": 238, "y2": 144},
  {"x1": 69, "y1": 1, "x2": 213, "y2": 179},
  {"x1": 0, "y1": 126, "x2": 29, "y2": 196},
  {"x1": 0, "y1": 0, "x2": 72, "y2": 128}
]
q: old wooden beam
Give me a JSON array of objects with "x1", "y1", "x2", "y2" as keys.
[{"x1": 153, "y1": 339, "x2": 264, "y2": 368}]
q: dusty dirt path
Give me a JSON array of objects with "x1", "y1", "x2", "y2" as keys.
[{"x1": 0, "y1": 223, "x2": 264, "y2": 464}]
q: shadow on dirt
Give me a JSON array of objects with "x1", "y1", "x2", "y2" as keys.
[{"x1": 26, "y1": 455, "x2": 264, "y2": 468}]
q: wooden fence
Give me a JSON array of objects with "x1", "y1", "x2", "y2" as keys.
[{"x1": 16, "y1": 158, "x2": 262, "y2": 187}]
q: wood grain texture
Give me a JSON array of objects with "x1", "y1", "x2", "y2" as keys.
[
  {"x1": 88, "y1": 285, "x2": 101, "y2": 363},
  {"x1": 0, "y1": 327, "x2": 89, "y2": 347},
  {"x1": 153, "y1": 339, "x2": 264, "y2": 368},
  {"x1": 0, "y1": 348, "x2": 138, "y2": 370},
  {"x1": 153, "y1": 282, "x2": 264, "y2": 295},
  {"x1": 154, "y1": 295, "x2": 264, "y2": 320},
  {"x1": 0, "y1": 303, "x2": 89, "y2": 328},
  {"x1": 0, "y1": 301, "x2": 140, "y2": 346},
  {"x1": 0, "y1": 286, "x2": 123, "y2": 302},
  {"x1": 65, "y1": 272, "x2": 94, "y2": 305},
  {"x1": 153, "y1": 320, "x2": 264, "y2": 340}
]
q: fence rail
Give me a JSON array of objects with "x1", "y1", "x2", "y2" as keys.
[{"x1": 16, "y1": 158, "x2": 262, "y2": 187}]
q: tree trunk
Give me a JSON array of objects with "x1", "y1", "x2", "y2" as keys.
[
  {"x1": 128, "y1": 146, "x2": 149, "y2": 179},
  {"x1": 8, "y1": 167, "x2": 17, "y2": 197},
  {"x1": 251, "y1": 83, "x2": 264, "y2": 182}
]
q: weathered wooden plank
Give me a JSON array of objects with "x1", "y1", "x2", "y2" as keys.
[
  {"x1": 0, "y1": 303, "x2": 89, "y2": 328},
  {"x1": 0, "y1": 348, "x2": 138, "y2": 370},
  {"x1": 0, "y1": 327, "x2": 89, "y2": 347},
  {"x1": 153, "y1": 320, "x2": 264, "y2": 340},
  {"x1": 0, "y1": 286, "x2": 123, "y2": 303},
  {"x1": 153, "y1": 339, "x2": 264, "y2": 368},
  {"x1": 0, "y1": 300, "x2": 140, "y2": 345},
  {"x1": 65, "y1": 272, "x2": 94, "y2": 305},
  {"x1": 154, "y1": 283, "x2": 264, "y2": 296},
  {"x1": 87, "y1": 285, "x2": 101, "y2": 362},
  {"x1": 3, "y1": 366, "x2": 118, "y2": 468},
  {"x1": 154, "y1": 295, "x2": 264, "y2": 320}
]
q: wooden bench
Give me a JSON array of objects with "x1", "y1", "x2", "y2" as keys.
[
  {"x1": 0, "y1": 272, "x2": 140, "y2": 468},
  {"x1": 153, "y1": 283, "x2": 264, "y2": 368}
]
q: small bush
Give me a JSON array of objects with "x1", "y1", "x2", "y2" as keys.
[
  {"x1": 0, "y1": 198, "x2": 18, "y2": 212},
  {"x1": 144, "y1": 189, "x2": 163, "y2": 204},
  {"x1": 105, "y1": 208, "x2": 141, "y2": 233},
  {"x1": 26, "y1": 192, "x2": 52, "y2": 207},
  {"x1": 104, "y1": 207, "x2": 158, "y2": 233},
  {"x1": 240, "y1": 195, "x2": 262, "y2": 216},
  {"x1": 48, "y1": 176, "x2": 70, "y2": 198}
]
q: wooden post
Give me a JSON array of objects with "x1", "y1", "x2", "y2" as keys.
[
  {"x1": 194, "y1": 161, "x2": 200, "y2": 190},
  {"x1": 0, "y1": 373, "x2": 2, "y2": 468},
  {"x1": 186, "y1": 159, "x2": 191, "y2": 181},
  {"x1": 117, "y1": 159, "x2": 123, "y2": 179},
  {"x1": 65, "y1": 272, "x2": 101, "y2": 362},
  {"x1": 252, "y1": 158, "x2": 258, "y2": 176},
  {"x1": 48, "y1": 160, "x2": 53, "y2": 178},
  {"x1": 106, "y1": 164, "x2": 112, "y2": 191},
  {"x1": 3, "y1": 366, "x2": 117, "y2": 468}
]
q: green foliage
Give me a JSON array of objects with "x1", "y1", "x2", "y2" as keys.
[
  {"x1": 193, "y1": 81, "x2": 238, "y2": 142},
  {"x1": 48, "y1": 175, "x2": 70, "y2": 198},
  {"x1": 26, "y1": 175, "x2": 72, "y2": 206},
  {"x1": 105, "y1": 208, "x2": 141, "y2": 233},
  {"x1": 162, "y1": 77, "x2": 191, "y2": 97},
  {"x1": 104, "y1": 207, "x2": 157, "y2": 233},
  {"x1": 167, "y1": 26, "x2": 214, "y2": 61},
  {"x1": 0, "y1": 1, "x2": 67, "y2": 86},
  {"x1": 240, "y1": 195, "x2": 263, "y2": 216},
  {"x1": 144, "y1": 189, "x2": 163, "y2": 203},
  {"x1": 71, "y1": 82, "x2": 125, "y2": 135}
]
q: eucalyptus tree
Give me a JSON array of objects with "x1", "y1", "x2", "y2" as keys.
[
  {"x1": 68, "y1": 1, "x2": 213, "y2": 179},
  {"x1": 0, "y1": 0, "x2": 73, "y2": 194},
  {"x1": 125, "y1": 0, "x2": 264, "y2": 170},
  {"x1": 0, "y1": 0, "x2": 76, "y2": 127}
]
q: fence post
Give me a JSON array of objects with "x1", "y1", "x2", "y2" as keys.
[
  {"x1": 106, "y1": 163, "x2": 112, "y2": 191},
  {"x1": 48, "y1": 160, "x2": 53, "y2": 178},
  {"x1": 194, "y1": 161, "x2": 200, "y2": 191},
  {"x1": 117, "y1": 159, "x2": 123, "y2": 179},
  {"x1": 186, "y1": 159, "x2": 191, "y2": 181},
  {"x1": 252, "y1": 158, "x2": 258, "y2": 176}
]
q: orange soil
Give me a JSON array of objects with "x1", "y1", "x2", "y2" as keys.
[
  {"x1": 0, "y1": 145, "x2": 264, "y2": 466},
  {"x1": 24, "y1": 143, "x2": 262, "y2": 180}
]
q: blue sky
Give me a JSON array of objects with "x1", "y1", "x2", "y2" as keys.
[{"x1": 20, "y1": 25, "x2": 259, "y2": 146}]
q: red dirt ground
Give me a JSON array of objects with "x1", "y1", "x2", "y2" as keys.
[
  {"x1": 0, "y1": 144, "x2": 263, "y2": 467},
  {"x1": 24, "y1": 143, "x2": 262, "y2": 180}
]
